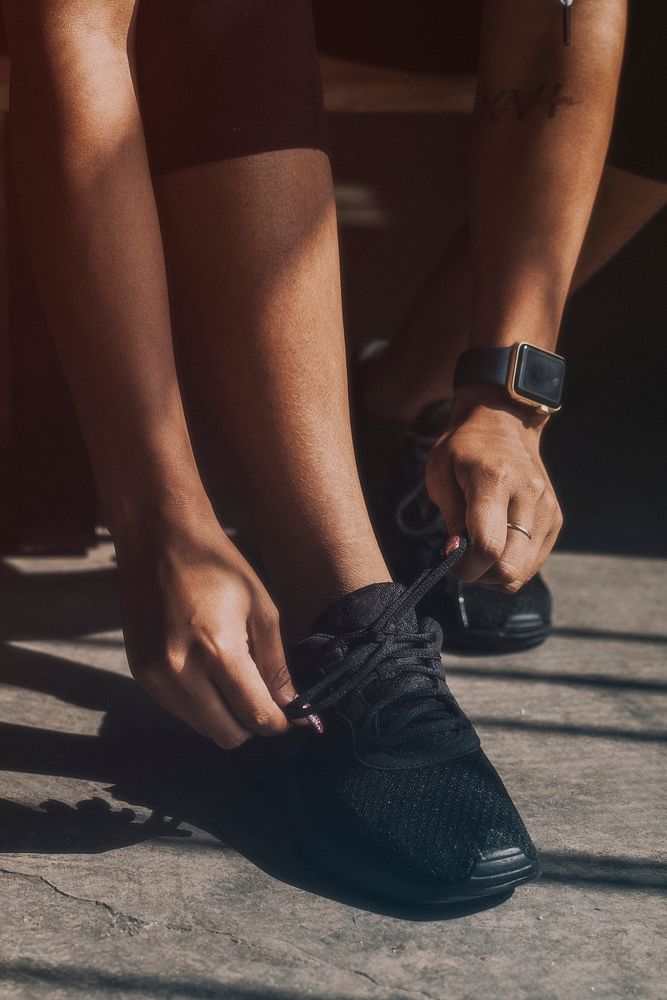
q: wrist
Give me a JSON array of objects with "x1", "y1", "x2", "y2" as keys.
[
  {"x1": 104, "y1": 474, "x2": 218, "y2": 550},
  {"x1": 450, "y1": 384, "x2": 549, "y2": 432},
  {"x1": 453, "y1": 341, "x2": 565, "y2": 416},
  {"x1": 89, "y1": 422, "x2": 215, "y2": 540}
]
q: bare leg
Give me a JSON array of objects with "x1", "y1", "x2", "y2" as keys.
[
  {"x1": 363, "y1": 165, "x2": 667, "y2": 423},
  {"x1": 154, "y1": 150, "x2": 391, "y2": 641}
]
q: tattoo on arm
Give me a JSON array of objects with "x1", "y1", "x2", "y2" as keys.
[{"x1": 475, "y1": 83, "x2": 578, "y2": 123}]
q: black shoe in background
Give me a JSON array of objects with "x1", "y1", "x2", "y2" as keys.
[
  {"x1": 355, "y1": 397, "x2": 552, "y2": 653},
  {"x1": 282, "y1": 538, "x2": 540, "y2": 904}
]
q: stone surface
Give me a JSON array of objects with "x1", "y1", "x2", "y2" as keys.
[{"x1": 1, "y1": 544, "x2": 665, "y2": 1000}]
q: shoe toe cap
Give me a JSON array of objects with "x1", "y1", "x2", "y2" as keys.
[{"x1": 303, "y1": 749, "x2": 538, "y2": 889}]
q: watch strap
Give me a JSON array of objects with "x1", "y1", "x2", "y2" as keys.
[{"x1": 453, "y1": 347, "x2": 513, "y2": 391}]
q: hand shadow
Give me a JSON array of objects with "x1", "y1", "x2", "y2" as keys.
[
  {"x1": 0, "y1": 644, "x2": 509, "y2": 921},
  {"x1": 0, "y1": 796, "x2": 190, "y2": 854}
]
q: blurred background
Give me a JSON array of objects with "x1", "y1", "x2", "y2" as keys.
[{"x1": 1, "y1": 0, "x2": 665, "y2": 559}]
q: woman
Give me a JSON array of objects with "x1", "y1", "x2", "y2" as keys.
[{"x1": 0, "y1": 0, "x2": 626, "y2": 902}]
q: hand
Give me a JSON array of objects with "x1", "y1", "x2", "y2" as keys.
[
  {"x1": 115, "y1": 515, "x2": 294, "y2": 749},
  {"x1": 425, "y1": 386, "x2": 563, "y2": 592}
]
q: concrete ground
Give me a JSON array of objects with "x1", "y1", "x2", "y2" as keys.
[{"x1": 0, "y1": 543, "x2": 665, "y2": 1000}]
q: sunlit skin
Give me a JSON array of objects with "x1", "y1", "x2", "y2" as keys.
[
  {"x1": 0, "y1": 0, "x2": 628, "y2": 747},
  {"x1": 151, "y1": 151, "x2": 392, "y2": 644}
]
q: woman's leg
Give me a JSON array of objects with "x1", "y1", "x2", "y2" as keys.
[
  {"x1": 136, "y1": 0, "x2": 391, "y2": 642},
  {"x1": 153, "y1": 151, "x2": 391, "y2": 642}
]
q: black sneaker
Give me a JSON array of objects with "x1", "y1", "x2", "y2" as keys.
[
  {"x1": 282, "y1": 537, "x2": 540, "y2": 904},
  {"x1": 355, "y1": 399, "x2": 552, "y2": 653}
]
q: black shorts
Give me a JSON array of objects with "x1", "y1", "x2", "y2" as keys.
[
  {"x1": 137, "y1": 0, "x2": 666, "y2": 184},
  {"x1": 136, "y1": 0, "x2": 328, "y2": 176}
]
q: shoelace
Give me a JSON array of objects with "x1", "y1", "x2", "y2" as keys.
[
  {"x1": 394, "y1": 425, "x2": 445, "y2": 540},
  {"x1": 285, "y1": 536, "x2": 470, "y2": 750}
]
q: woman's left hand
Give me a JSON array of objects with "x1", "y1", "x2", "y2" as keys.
[{"x1": 426, "y1": 385, "x2": 563, "y2": 592}]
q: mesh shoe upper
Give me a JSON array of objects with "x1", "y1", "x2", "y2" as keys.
[
  {"x1": 421, "y1": 569, "x2": 552, "y2": 637},
  {"x1": 284, "y1": 542, "x2": 538, "y2": 888},
  {"x1": 289, "y1": 738, "x2": 536, "y2": 885}
]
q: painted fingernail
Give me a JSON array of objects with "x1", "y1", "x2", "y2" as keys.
[
  {"x1": 307, "y1": 714, "x2": 325, "y2": 734},
  {"x1": 301, "y1": 702, "x2": 325, "y2": 735},
  {"x1": 443, "y1": 534, "x2": 463, "y2": 557}
]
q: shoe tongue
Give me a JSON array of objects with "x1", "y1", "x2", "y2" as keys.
[
  {"x1": 313, "y1": 582, "x2": 417, "y2": 636},
  {"x1": 306, "y1": 582, "x2": 459, "y2": 755}
]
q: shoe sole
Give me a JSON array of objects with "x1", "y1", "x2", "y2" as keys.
[
  {"x1": 443, "y1": 622, "x2": 550, "y2": 655},
  {"x1": 297, "y1": 832, "x2": 540, "y2": 905}
]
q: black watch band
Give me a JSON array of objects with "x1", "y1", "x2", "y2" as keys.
[
  {"x1": 453, "y1": 343, "x2": 565, "y2": 413},
  {"x1": 453, "y1": 347, "x2": 513, "y2": 391}
]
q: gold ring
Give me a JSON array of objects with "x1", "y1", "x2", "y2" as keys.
[{"x1": 507, "y1": 522, "x2": 532, "y2": 541}]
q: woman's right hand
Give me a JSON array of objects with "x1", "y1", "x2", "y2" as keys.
[{"x1": 115, "y1": 516, "x2": 294, "y2": 748}]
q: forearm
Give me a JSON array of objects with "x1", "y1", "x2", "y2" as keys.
[
  {"x1": 6, "y1": 14, "x2": 210, "y2": 536},
  {"x1": 469, "y1": 0, "x2": 627, "y2": 351}
]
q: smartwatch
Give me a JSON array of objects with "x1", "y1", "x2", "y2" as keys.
[{"x1": 453, "y1": 343, "x2": 565, "y2": 414}]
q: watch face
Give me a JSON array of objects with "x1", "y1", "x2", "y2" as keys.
[{"x1": 514, "y1": 344, "x2": 565, "y2": 409}]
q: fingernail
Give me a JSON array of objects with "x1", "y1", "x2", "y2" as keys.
[
  {"x1": 302, "y1": 702, "x2": 325, "y2": 735},
  {"x1": 442, "y1": 534, "x2": 463, "y2": 557},
  {"x1": 307, "y1": 714, "x2": 325, "y2": 734}
]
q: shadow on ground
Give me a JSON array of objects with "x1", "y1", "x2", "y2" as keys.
[
  {"x1": 0, "y1": 961, "x2": 311, "y2": 1000},
  {"x1": 1, "y1": 626, "x2": 514, "y2": 922},
  {"x1": 1, "y1": 568, "x2": 666, "y2": 911}
]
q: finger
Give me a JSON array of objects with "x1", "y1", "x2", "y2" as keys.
[
  {"x1": 478, "y1": 529, "x2": 536, "y2": 592},
  {"x1": 426, "y1": 449, "x2": 480, "y2": 575},
  {"x1": 532, "y1": 503, "x2": 563, "y2": 575},
  {"x1": 482, "y1": 515, "x2": 556, "y2": 593},
  {"x1": 426, "y1": 443, "x2": 467, "y2": 533},
  {"x1": 248, "y1": 607, "x2": 297, "y2": 708},
  {"x1": 455, "y1": 470, "x2": 510, "y2": 582},
  {"x1": 478, "y1": 491, "x2": 552, "y2": 591},
  {"x1": 135, "y1": 664, "x2": 205, "y2": 733},
  {"x1": 208, "y1": 644, "x2": 291, "y2": 737},
  {"x1": 139, "y1": 664, "x2": 254, "y2": 748},
  {"x1": 190, "y1": 674, "x2": 257, "y2": 749},
  {"x1": 249, "y1": 614, "x2": 321, "y2": 731}
]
